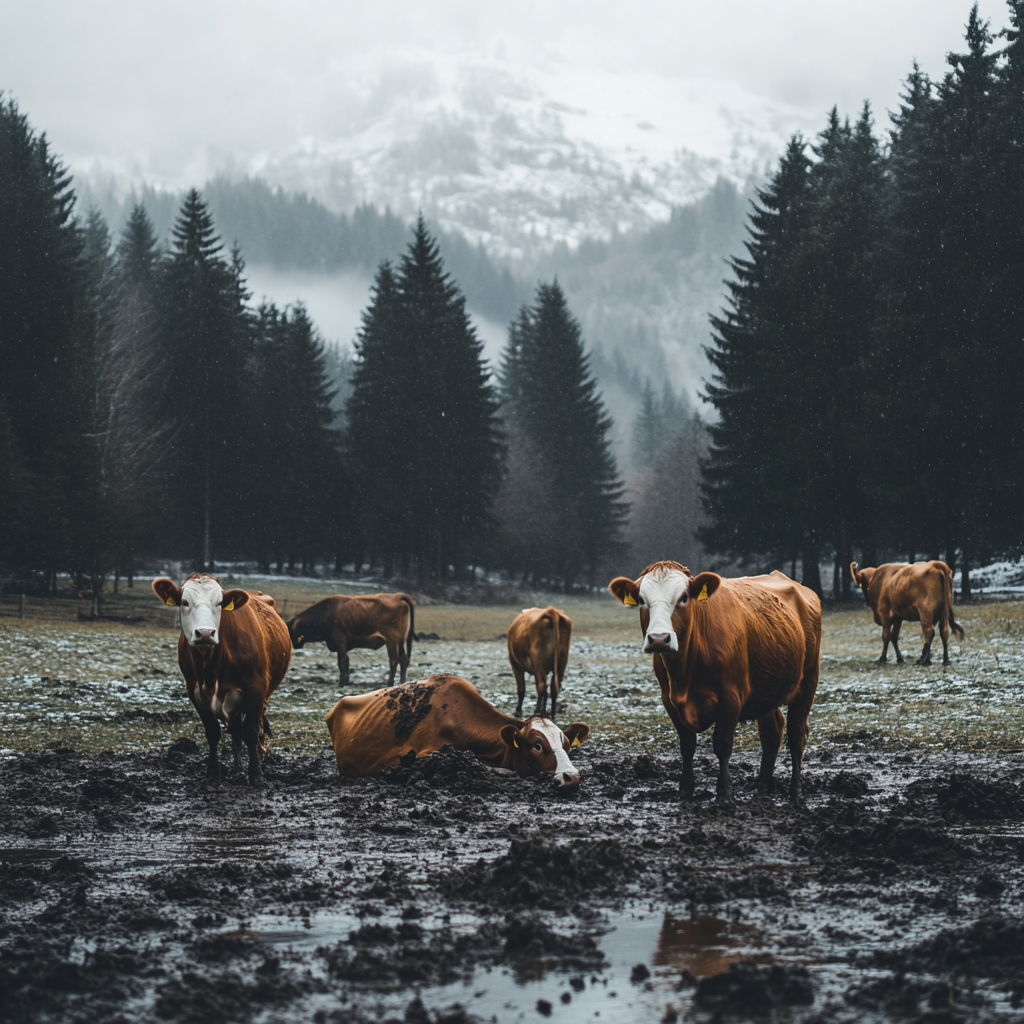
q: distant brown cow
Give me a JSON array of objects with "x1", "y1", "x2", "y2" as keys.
[
  {"x1": 850, "y1": 560, "x2": 964, "y2": 666},
  {"x1": 285, "y1": 593, "x2": 415, "y2": 687},
  {"x1": 325, "y1": 674, "x2": 590, "y2": 792},
  {"x1": 507, "y1": 606, "x2": 572, "y2": 717},
  {"x1": 153, "y1": 574, "x2": 291, "y2": 785},
  {"x1": 609, "y1": 561, "x2": 820, "y2": 804}
]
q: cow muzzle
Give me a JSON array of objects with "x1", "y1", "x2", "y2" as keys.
[
  {"x1": 192, "y1": 628, "x2": 217, "y2": 647},
  {"x1": 555, "y1": 772, "x2": 580, "y2": 794},
  {"x1": 644, "y1": 632, "x2": 675, "y2": 654}
]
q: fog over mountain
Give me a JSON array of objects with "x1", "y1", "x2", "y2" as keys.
[{"x1": 6, "y1": 0, "x2": 1005, "y2": 413}]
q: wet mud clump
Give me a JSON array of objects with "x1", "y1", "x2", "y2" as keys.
[
  {"x1": 385, "y1": 679, "x2": 437, "y2": 743},
  {"x1": 2, "y1": 746, "x2": 1024, "y2": 1023}
]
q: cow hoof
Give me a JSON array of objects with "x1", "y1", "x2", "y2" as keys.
[
  {"x1": 248, "y1": 772, "x2": 265, "y2": 787},
  {"x1": 877, "y1": 656, "x2": 887, "y2": 664}
]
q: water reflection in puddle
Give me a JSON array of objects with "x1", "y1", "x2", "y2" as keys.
[
  {"x1": 235, "y1": 904, "x2": 769, "y2": 1023},
  {"x1": 653, "y1": 911, "x2": 769, "y2": 977}
]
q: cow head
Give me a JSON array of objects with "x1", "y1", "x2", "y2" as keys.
[
  {"x1": 285, "y1": 615, "x2": 321, "y2": 649},
  {"x1": 500, "y1": 718, "x2": 590, "y2": 793},
  {"x1": 609, "y1": 561, "x2": 722, "y2": 654},
  {"x1": 849, "y1": 562, "x2": 875, "y2": 604},
  {"x1": 152, "y1": 575, "x2": 249, "y2": 650}
]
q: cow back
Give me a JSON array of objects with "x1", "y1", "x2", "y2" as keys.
[{"x1": 326, "y1": 674, "x2": 518, "y2": 776}]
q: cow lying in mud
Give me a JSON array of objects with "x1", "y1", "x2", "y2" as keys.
[
  {"x1": 286, "y1": 592, "x2": 415, "y2": 687},
  {"x1": 325, "y1": 674, "x2": 590, "y2": 793},
  {"x1": 153, "y1": 574, "x2": 291, "y2": 785},
  {"x1": 850, "y1": 560, "x2": 964, "y2": 666},
  {"x1": 506, "y1": 605, "x2": 572, "y2": 717},
  {"x1": 609, "y1": 562, "x2": 820, "y2": 805}
]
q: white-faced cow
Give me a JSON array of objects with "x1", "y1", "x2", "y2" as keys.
[
  {"x1": 325, "y1": 674, "x2": 590, "y2": 794},
  {"x1": 506, "y1": 606, "x2": 572, "y2": 717},
  {"x1": 850, "y1": 560, "x2": 964, "y2": 666},
  {"x1": 609, "y1": 561, "x2": 820, "y2": 805},
  {"x1": 153, "y1": 574, "x2": 291, "y2": 785},
  {"x1": 285, "y1": 593, "x2": 415, "y2": 687}
]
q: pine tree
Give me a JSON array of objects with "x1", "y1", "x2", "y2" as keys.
[
  {"x1": 249, "y1": 303, "x2": 340, "y2": 570},
  {"x1": 701, "y1": 136, "x2": 816, "y2": 580},
  {"x1": 498, "y1": 280, "x2": 626, "y2": 584},
  {"x1": 154, "y1": 189, "x2": 252, "y2": 566},
  {"x1": 346, "y1": 219, "x2": 503, "y2": 578}
]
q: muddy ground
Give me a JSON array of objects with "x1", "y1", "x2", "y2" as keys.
[{"x1": 3, "y1": 742, "x2": 1024, "y2": 1024}]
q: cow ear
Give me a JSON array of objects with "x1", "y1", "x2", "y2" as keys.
[
  {"x1": 220, "y1": 589, "x2": 249, "y2": 612},
  {"x1": 152, "y1": 578, "x2": 182, "y2": 607},
  {"x1": 608, "y1": 577, "x2": 641, "y2": 607},
  {"x1": 687, "y1": 572, "x2": 722, "y2": 603},
  {"x1": 500, "y1": 725, "x2": 522, "y2": 749},
  {"x1": 563, "y1": 722, "x2": 590, "y2": 747}
]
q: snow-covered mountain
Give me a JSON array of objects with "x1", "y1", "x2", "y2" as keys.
[{"x1": 249, "y1": 52, "x2": 816, "y2": 261}]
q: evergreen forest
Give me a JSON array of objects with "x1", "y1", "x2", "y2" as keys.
[{"x1": 1, "y1": 1, "x2": 1022, "y2": 598}]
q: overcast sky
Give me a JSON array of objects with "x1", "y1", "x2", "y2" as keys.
[{"x1": 3, "y1": 0, "x2": 1009, "y2": 186}]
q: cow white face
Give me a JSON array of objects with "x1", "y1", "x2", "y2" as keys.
[
  {"x1": 152, "y1": 575, "x2": 249, "y2": 649},
  {"x1": 609, "y1": 565, "x2": 722, "y2": 655}
]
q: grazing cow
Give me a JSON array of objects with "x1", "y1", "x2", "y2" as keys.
[
  {"x1": 285, "y1": 593, "x2": 415, "y2": 687},
  {"x1": 153, "y1": 574, "x2": 291, "y2": 785},
  {"x1": 507, "y1": 606, "x2": 572, "y2": 717},
  {"x1": 609, "y1": 561, "x2": 820, "y2": 805},
  {"x1": 850, "y1": 560, "x2": 964, "y2": 666},
  {"x1": 325, "y1": 674, "x2": 590, "y2": 793}
]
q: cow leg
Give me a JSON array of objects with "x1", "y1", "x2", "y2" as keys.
[
  {"x1": 243, "y1": 708, "x2": 264, "y2": 786},
  {"x1": 712, "y1": 723, "x2": 736, "y2": 807},
  {"x1": 398, "y1": 637, "x2": 410, "y2": 684},
  {"x1": 940, "y1": 614, "x2": 951, "y2": 666},
  {"x1": 533, "y1": 659, "x2": 548, "y2": 716},
  {"x1": 386, "y1": 641, "x2": 399, "y2": 686},
  {"x1": 550, "y1": 669, "x2": 560, "y2": 718},
  {"x1": 890, "y1": 618, "x2": 905, "y2": 664},
  {"x1": 756, "y1": 709, "x2": 785, "y2": 793},
  {"x1": 916, "y1": 615, "x2": 935, "y2": 666},
  {"x1": 228, "y1": 716, "x2": 243, "y2": 774},
  {"x1": 196, "y1": 707, "x2": 222, "y2": 784},
  {"x1": 678, "y1": 724, "x2": 697, "y2": 799},
  {"x1": 512, "y1": 662, "x2": 528, "y2": 717},
  {"x1": 878, "y1": 621, "x2": 891, "y2": 664},
  {"x1": 336, "y1": 642, "x2": 350, "y2": 688},
  {"x1": 786, "y1": 702, "x2": 812, "y2": 804}
]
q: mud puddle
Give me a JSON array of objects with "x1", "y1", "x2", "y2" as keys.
[{"x1": 3, "y1": 743, "x2": 1024, "y2": 1023}]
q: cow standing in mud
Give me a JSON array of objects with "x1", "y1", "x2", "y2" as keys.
[
  {"x1": 850, "y1": 560, "x2": 964, "y2": 666},
  {"x1": 507, "y1": 606, "x2": 572, "y2": 717},
  {"x1": 609, "y1": 561, "x2": 820, "y2": 805},
  {"x1": 325, "y1": 674, "x2": 590, "y2": 793},
  {"x1": 286, "y1": 593, "x2": 415, "y2": 687},
  {"x1": 153, "y1": 575, "x2": 291, "y2": 785}
]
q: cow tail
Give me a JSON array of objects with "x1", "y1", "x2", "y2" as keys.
[
  {"x1": 551, "y1": 611, "x2": 560, "y2": 701},
  {"x1": 404, "y1": 596, "x2": 415, "y2": 657},
  {"x1": 945, "y1": 565, "x2": 965, "y2": 639}
]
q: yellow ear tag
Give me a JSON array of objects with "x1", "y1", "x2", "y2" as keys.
[
  {"x1": 571, "y1": 736, "x2": 580, "y2": 747},
  {"x1": 223, "y1": 600, "x2": 234, "y2": 611},
  {"x1": 623, "y1": 594, "x2": 636, "y2": 606},
  {"x1": 697, "y1": 584, "x2": 709, "y2": 602},
  {"x1": 297, "y1": 636, "x2": 304, "y2": 645},
  {"x1": 513, "y1": 736, "x2": 520, "y2": 748},
  {"x1": 165, "y1": 598, "x2": 176, "y2": 607}
]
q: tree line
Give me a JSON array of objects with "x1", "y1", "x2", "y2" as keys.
[
  {"x1": 701, "y1": 2, "x2": 1024, "y2": 597},
  {"x1": 0, "y1": 96, "x2": 628, "y2": 593}
]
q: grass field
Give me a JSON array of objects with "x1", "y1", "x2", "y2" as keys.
[{"x1": 2, "y1": 582, "x2": 1022, "y2": 757}]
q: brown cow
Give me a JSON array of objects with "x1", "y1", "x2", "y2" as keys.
[
  {"x1": 850, "y1": 560, "x2": 964, "y2": 666},
  {"x1": 153, "y1": 574, "x2": 291, "y2": 785},
  {"x1": 507, "y1": 606, "x2": 572, "y2": 717},
  {"x1": 325, "y1": 674, "x2": 590, "y2": 793},
  {"x1": 285, "y1": 593, "x2": 415, "y2": 687},
  {"x1": 609, "y1": 561, "x2": 820, "y2": 805}
]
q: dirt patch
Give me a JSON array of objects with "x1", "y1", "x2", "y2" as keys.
[
  {"x1": 384, "y1": 678, "x2": 438, "y2": 743},
  {"x1": 2, "y1": 746, "x2": 1024, "y2": 1023}
]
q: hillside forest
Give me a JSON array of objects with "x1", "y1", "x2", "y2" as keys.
[{"x1": 1, "y1": 2, "x2": 1021, "y2": 598}]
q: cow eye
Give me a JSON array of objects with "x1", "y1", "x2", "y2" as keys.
[
  {"x1": 182, "y1": 600, "x2": 190, "y2": 608},
  {"x1": 679, "y1": 593, "x2": 688, "y2": 605},
  {"x1": 534, "y1": 743, "x2": 543, "y2": 753}
]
